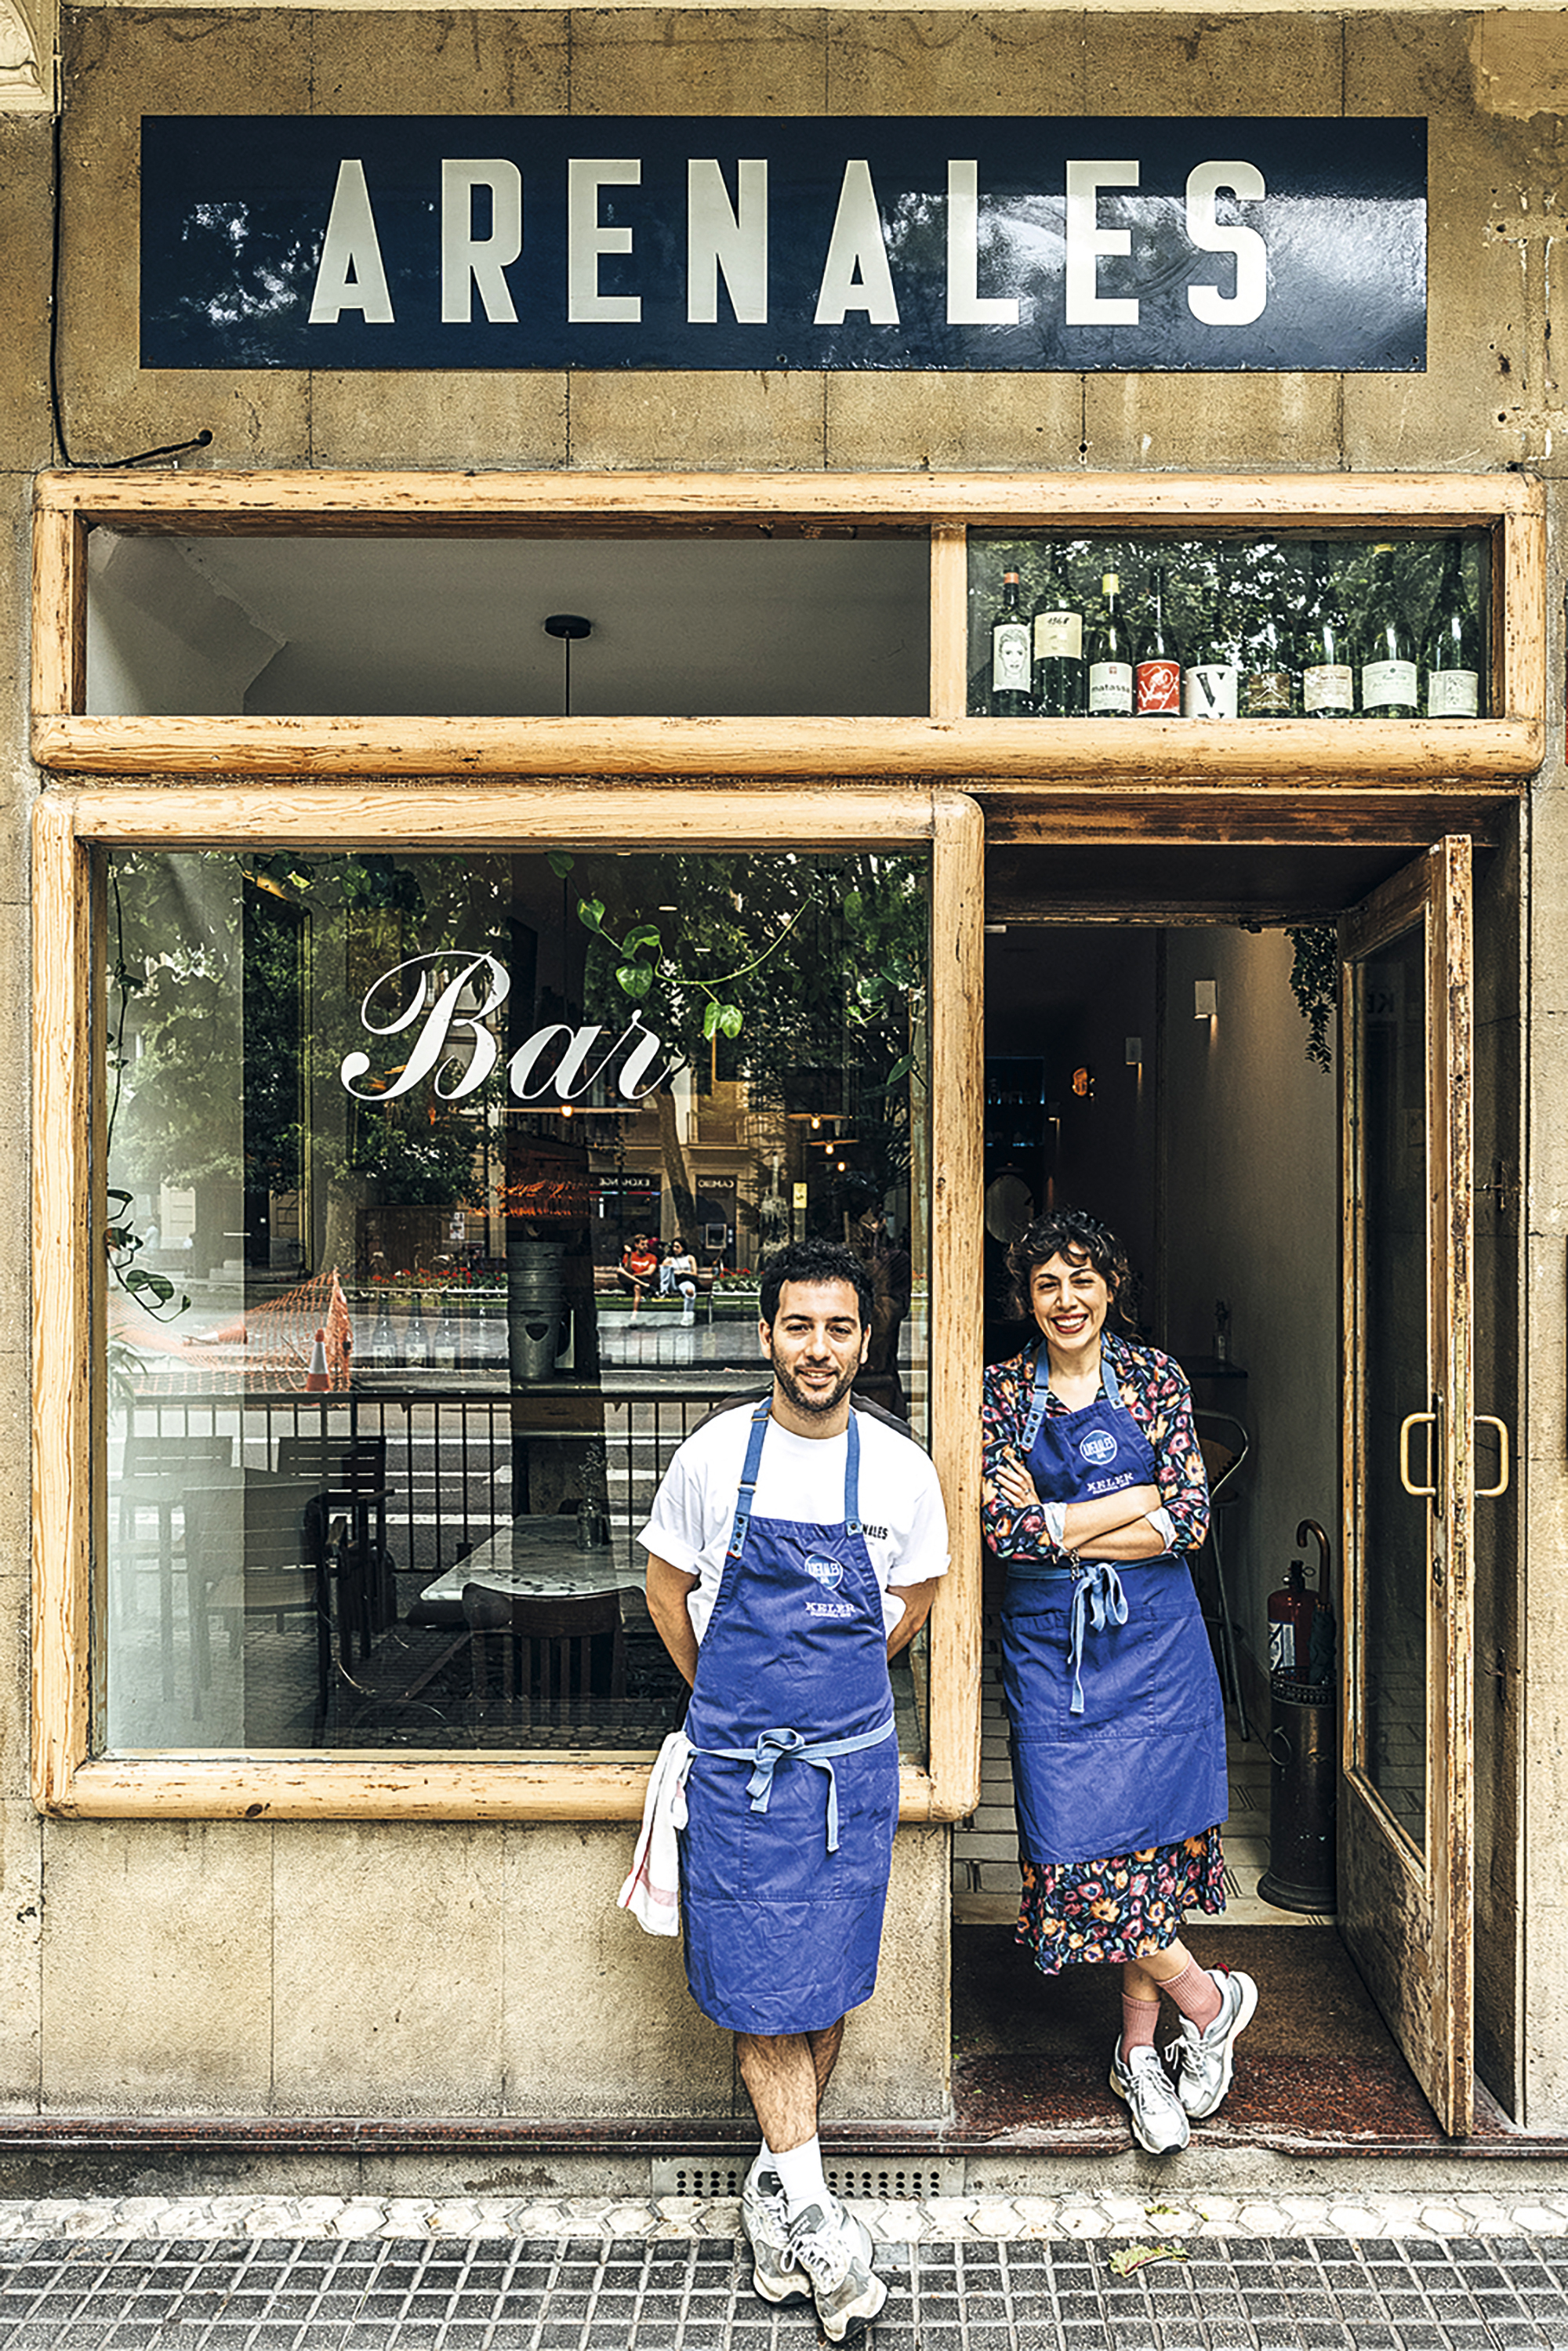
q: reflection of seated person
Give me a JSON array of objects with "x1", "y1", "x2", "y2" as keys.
[
  {"x1": 619, "y1": 1235, "x2": 659, "y2": 1318},
  {"x1": 662, "y1": 1240, "x2": 699, "y2": 1321}
]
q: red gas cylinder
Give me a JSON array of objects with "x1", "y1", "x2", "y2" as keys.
[{"x1": 1267, "y1": 1558, "x2": 1317, "y2": 1687}]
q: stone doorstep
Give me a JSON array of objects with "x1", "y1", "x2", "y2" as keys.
[{"x1": 0, "y1": 2098, "x2": 1561, "y2": 2162}]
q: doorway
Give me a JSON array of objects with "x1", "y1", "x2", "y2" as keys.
[{"x1": 955, "y1": 829, "x2": 1522, "y2": 2146}]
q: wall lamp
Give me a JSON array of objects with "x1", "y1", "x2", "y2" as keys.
[
  {"x1": 1125, "y1": 1036, "x2": 1143, "y2": 1067},
  {"x1": 1193, "y1": 980, "x2": 1218, "y2": 1021}
]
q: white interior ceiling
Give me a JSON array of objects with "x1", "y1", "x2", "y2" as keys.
[{"x1": 85, "y1": 530, "x2": 930, "y2": 719}]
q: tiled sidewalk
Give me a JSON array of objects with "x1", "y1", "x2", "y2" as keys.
[
  {"x1": 0, "y1": 2199, "x2": 1566, "y2": 2348},
  {"x1": 0, "y1": 2225, "x2": 1564, "y2": 2348}
]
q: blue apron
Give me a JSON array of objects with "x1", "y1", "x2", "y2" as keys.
[
  {"x1": 1000, "y1": 1349, "x2": 1225, "y2": 1868},
  {"x1": 681, "y1": 1401, "x2": 899, "y2": 2036}
]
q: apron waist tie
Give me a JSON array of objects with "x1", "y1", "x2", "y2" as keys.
[
  {"x1": 1068, "y1": 1562, "x2": 1128, "y2": 1714},
  {"x1": 695, "y1": 1718, "x2": 896, "y2": 1852}
]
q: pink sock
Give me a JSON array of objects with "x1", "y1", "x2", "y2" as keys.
[
  {"x1": 1120, "y1": 1994, "x2": 1160, "y2": 2056},
  {"x1": 1163, "y1": 1957, "x2": 1223, "y2": 2032}
]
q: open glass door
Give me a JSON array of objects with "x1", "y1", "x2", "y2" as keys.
[{"x1": 1340, "y1": 836, "x2": 1474, "y2": 2137}]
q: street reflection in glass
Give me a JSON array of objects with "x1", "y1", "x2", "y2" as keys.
[{"x1": 100, "y1": 847, "x2": 931, "y2": 1759}]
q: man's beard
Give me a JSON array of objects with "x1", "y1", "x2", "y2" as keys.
[{"x1": 771, "y1": 1355, "x2": 858, "y2": 1420}]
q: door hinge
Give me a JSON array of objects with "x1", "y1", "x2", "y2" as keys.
[{"x1": 1479, "y1": 1159, "x2": 1522, "y2": 1217}]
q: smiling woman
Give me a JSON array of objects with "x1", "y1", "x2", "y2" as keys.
[{"x1": 981, "y1": 1206, "x2": 1254, "y2": 2157}]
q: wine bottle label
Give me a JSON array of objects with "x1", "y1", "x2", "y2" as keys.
[
  {"x1": 1302, "y1": 662, "x2": 1354, "y2": 714},
  {"x1": 1134, "y1": 658, "x2": 1181, "y2": 714},
  {"x1": 1427, "y1": 667, "x2": 1479, "y2": 717},
  {"x1": 992, "y1": 622, "x2": 1031, "y2": 691},
  {"x1": 1182, "y1": 662, "x2": 1239, "y2": 720},
  {"x1": 1087, "y1": 660, "x2": 1134, "y2": 714},
  {"x1": 1033, "y1": 609, "x2": 1083, "y2": 661},
  {"x1": 1243, "y1": 667, "x2": 1292, "y2": 717},
  {"x1": 1362, "y1": 658, "x2": 1417, "y2": 710}
]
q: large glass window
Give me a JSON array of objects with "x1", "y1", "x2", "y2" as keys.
[{"x1": 98, "y1": 845, "x2": 931, "y2": 1759}]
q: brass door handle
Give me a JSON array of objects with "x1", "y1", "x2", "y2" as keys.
[
  {"x1": 1475, "y1": 1415, "x2": 1511, "y2": 1499},
  {"x1": 1399, "y1": 1410, "x2": 1437, "y2": 1499}
]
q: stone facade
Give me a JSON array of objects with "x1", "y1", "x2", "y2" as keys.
[{"x1": 0, "y1": 4, "x2": 1563, "y2": 2146}]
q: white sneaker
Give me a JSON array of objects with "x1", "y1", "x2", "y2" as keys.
[
  {"x1": 740, "y1": 2165, "x2": 810, "y2": 2306},
  {"x1": 783, "y1": 2197, "x2": 887, "y2": 2341},
  {"x1": 1109, "y1": 2040, "x2": 1190, "y2": 2153},
  {"x1": 1167, "y1": 1966, "x2": 1258, "y2": 2119}
]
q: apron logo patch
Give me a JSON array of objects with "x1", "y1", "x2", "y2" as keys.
[
  {"x1": 804, "y1": 1553, "x2": 845, "y2": 1588},
  {"x1": 1079, "y1": 1431, "x2": 1119, "y2": 1465}
]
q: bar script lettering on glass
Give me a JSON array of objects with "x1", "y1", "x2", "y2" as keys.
[{"x1": 339, "y1": 952, "x2": 673, "y2": 1105}]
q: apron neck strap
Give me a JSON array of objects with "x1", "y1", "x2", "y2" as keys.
[
  {"x1": 1022, "y1": 1341, "x2": 1118, "y2": 1449},
  {"x1": 725, "y1": 1399, "x2": 774, "y2": 1559},
  {"x1": 844, "y1": 1408, "x2": 862, "y2": 1533},
  {"x1": 724, "y1": 1399, "x2": 864, "y2": 1558}
]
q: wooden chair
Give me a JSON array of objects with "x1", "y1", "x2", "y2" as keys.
[
  {"x1": 114, "y1": 1430, "x2": 236, "y2": 1699},
  {"x1": 460, "y1": 1584, "x2": 626, "y2": 1730},
  {"x1": 1195, "y1": 1410, "x2": 1253, "y2": 1740},
  {"x1": 182, "y1": 1477, "x2": 331, "y2": 1727},
  {"x1": 274, "y1": 1433, "x2": 391, "y2": 1659}
]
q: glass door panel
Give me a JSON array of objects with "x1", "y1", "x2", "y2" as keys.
[{"x1": 1340, "y1": 837, "x2": 1473, "y2": 2138}]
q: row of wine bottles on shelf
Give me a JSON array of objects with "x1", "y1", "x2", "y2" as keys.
[{"x1": 985, "y1": 543, "x2": 1485, "y2": 720}]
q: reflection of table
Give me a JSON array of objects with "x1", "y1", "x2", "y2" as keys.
[{"x1": 410, "y1": 1515, "x2": 637, "y2": 1627}]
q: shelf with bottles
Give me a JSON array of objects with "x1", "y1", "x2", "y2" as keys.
[
  {"x1": 970, "y1": 531, "x2": 1492, "y2": 725},
  {"x1": 983, "y1": 1057, "x2": 1047, "y2": 1160}
]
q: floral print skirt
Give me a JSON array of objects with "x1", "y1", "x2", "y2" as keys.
[{"x1": 1014, "y1": 1827, "x2": 1225, "y2": 1977}]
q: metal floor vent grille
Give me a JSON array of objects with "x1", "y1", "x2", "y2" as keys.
[{"x1": 652, "y1": 2158, "x2": 965, "y2": 2200}]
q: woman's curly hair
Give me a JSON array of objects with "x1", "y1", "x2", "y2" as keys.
[{"x1": 1005, "y1": 1207, "x2": 1136, "y2": 1328}]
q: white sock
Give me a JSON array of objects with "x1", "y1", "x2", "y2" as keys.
[{"x1": 771, "y1": 2133, "x2": 829, "y2": 2218}]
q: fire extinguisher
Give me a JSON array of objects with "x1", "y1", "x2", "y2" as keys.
[{"x1": 1268, "y1": 1518, "x2": 1333, "y2": 1689}]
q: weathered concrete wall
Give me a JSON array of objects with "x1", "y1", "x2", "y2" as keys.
[{"x1": 1, "y1": 3, "x2": 1563, "y2": 2135}]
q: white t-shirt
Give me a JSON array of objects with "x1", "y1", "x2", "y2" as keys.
[{"x1": 639, "y1": 1402, "x2": 950, "y2": 1642}]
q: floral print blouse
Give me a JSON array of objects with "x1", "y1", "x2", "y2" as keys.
[{"x1": 981, "y1": 1326, "x2": 1210, "y2": 1564}]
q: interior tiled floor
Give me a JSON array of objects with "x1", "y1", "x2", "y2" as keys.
[{"x1": 953, "y1": 1659, "x2": 1333, "y2": 1930}]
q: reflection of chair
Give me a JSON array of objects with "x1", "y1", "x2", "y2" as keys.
[
  {"x1": 275, "y1": 1434, "x2": 390, "y2": 1660},
  {"x1": 116, "y1": 1431, "x2": 236, "y2": 1699},
  {"x1": 461, "y1": 1584, "x2": 626, "y2": 1729},
  {"x1": 1195, "y1": 1410, "x2": 1253, "y2": 1741},
  {"x1": 182, "y1": 1478, "x2": 330, "y2": 1725}
]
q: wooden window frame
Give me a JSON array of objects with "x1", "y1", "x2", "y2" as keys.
[
  {"x1": 32, "y1": 468, "x2": 1544, "y2": 789},
  {"x1": 32, "y1": 784, "x2": 984, "y2": 1822}
]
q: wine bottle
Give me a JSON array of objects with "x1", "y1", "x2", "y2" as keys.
[
  {"x1": 1181, "y1": 604, "x2": 1240, "y2": 720},
  {"x1": 1421, "y1": 541, "x2": 1483, "y2": 717},
  {"x1": 1241, "y1": 610, "x2": 1294, "y2": 717},
  {"x1": 1084, "y1": 571, "x2": 1134, "y2": 717},
  {"x1": 1134, "y1": 565, "x2": 1182, "y2": 716},
  {"x1": 1358, "y1": 543, "x2": 1419, "y2": 718},
  {"x1": 1299, "y1": 550, "x2": 1355, "y2": 718},
  {"x1": 1029, "y1": 548, "x2": 1086, "y2": 717},
  {"x1": 989, "y1": 566, "x2": 1033, "y2": 717}
]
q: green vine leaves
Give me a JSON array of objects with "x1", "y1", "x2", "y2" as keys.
[{"x1": 1287, "y1": 923, "x2": 1338, "y2": 1074}]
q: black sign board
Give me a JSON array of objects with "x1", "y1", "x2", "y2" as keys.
[{"x1": 140, "y1": 115, "x2": 1427, "y2": 373}]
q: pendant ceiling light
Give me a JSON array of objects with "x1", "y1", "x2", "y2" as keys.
[{"x1": 543, "y1": 612, "x2": 593, "y2": 716}]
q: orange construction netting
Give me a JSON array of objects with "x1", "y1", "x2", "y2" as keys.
[{"x1": 119, "y1": 1268, "x2": 355, "y2": 1396}]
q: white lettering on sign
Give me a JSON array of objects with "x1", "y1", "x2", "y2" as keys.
[
  {"x1": 304, "y1": 153, "x2": 1275, "y2": 341},
  {"x1": 946, "y1": 160, "x2": 1019, "y2": 327},
  {"x1": 1064, "y1": 158, "x2": 1139, "y2": 326},
  {"x1": 814, "y1": 158, "x2": 899, "y2": 325},
  {"x1": 309, "y1": 158, "x2": 395, "y2": 324},
  {"x1": 1185, "y1": 160, "x2": 1267, "y2": 325},
  {"x1": 441, "y1": 158, "x2": 523, "y2": 324},
  {"x1": 568, "y1": 158, "x2": 642, "y2": 323},
  {"x1": 339, "y1": 953, "x2": 674, "y2": 1105},
  {"x1": 688, "y1": 157, "x2": 768, "y2": 324}
]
